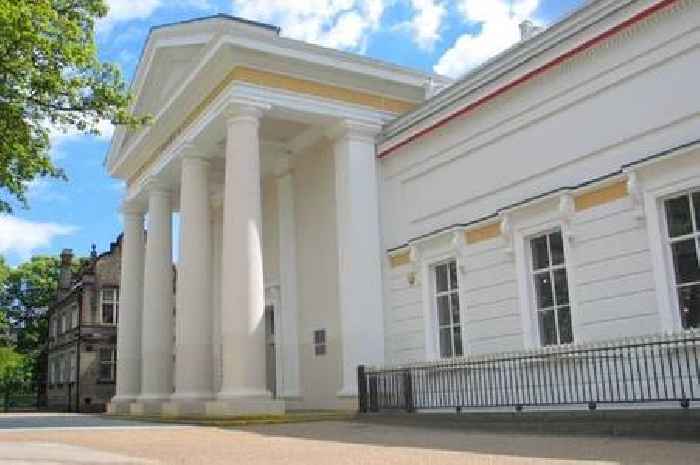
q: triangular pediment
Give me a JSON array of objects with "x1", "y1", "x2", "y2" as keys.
[{"x1": 132, "y1": 43, "x2": 205, "y2": 119}]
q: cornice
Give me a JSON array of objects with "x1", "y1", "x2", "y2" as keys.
[{"x1": 379, "y1": 0, "x2": 684, "y2": 152}]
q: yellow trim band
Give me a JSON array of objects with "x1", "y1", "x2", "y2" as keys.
[
  {"x1": 389, "y1": 251, "x2": 411, "y2": 268},
  {"x1": 465, "y1": 223, "x2": 501, "y2": 244},
  {"x1": 232, "y1": 67, "x2": 416, "y2": 114},
  {"x1": 574, "y1": 181, "x2": 628, "y2": 211}
]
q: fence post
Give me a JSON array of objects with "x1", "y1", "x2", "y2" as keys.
[
  {"x1": 357, "y1": 365, "x2": 368, "y2": 413},
  {"x1": 404, "y1": 368, "x2": 414, "y2": 413},
  {"x1": 369, "y1": 374, "x2": 379, "y2": 412}
]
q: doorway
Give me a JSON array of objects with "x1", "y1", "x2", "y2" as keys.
[{"x1": 264, "y1": 304, "x2": 276, "y2": 398}]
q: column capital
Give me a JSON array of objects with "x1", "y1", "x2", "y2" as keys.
[
  {"x1": 328, "y1": 119, "x2": 382, "y2": 144},
  {"x1": 143, "y1": 177, "x2": 171, "y2": 197},
  {"x1": 210, "y1": 191, "x2": 224, "y2": 209},
  {"x1": 273, "y1": 155, "x2": 294, "y2": 178},
  {"x1": 179, "y1": 142, "x2": 209, "y2": 164},
  {"x1": 224, "y1": 100, "x2": 271, "y2": 127},
  {"x1": 119, "y1": 200, "x2": 145, "y2": 217}
]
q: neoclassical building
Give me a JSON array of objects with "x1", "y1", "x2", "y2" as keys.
[{"x1": 107, "y1": 0, "x2": 700, "y2": 415}]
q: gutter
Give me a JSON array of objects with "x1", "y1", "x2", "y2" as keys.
[{"x1": 378, "y1": 0, "x2": 681, "y2": 160}]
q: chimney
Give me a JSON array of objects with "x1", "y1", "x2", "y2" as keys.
[
  {"x1": 58, "y1": 249, "x2": 73, "y2": 299},
  {"x1": 519, "y1": 20, "x2": 543, "y2": 41}
]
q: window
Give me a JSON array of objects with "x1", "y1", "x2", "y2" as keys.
[
  {"x1": 51, "y1": 317, "x2": 57, "y2": 339},
  {"x1": 71, "y1": 305, "x2": 79, "y2": 329},
  {"x1": 98, "y1": 348, "x2": 116, "y2": 382},
  {"x1": 58, "y1": 356, "x2": 65, "y2": 384},
  {"x1": 60, "y1": 314, "x2": 66, "y2": 334},
  {"x1": 65, "y1": 355, "x2": 72, "y2": 384},
  {"x1": 434, "y1": 261, "x2": 463, "y2": 358},
  {"x1": 69, "y1": 352, "x2": 77, "y2": 382},
  {"x1": 50, "y1": 360, "x2": 56, "y2": 384},
  {"x1": 529, "y1": 230, "x2": 573, "y2": 346},
  {"x1": 664, "y1": 191, "x2": 700, "y2": 329},
  {"x1": 313, "y1": 329, "x2": 326, "y2": 356},
  {"x1": 101, "y1": 288, "x2": 119, "y2": 324}
]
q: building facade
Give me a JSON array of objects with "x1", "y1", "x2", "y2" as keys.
[
  {"x1": 46, "y1": 241, "x2": 121, "y2": 412},
  {"x1": 106, "y1": 0, "x2": 700, "y2": 415}
]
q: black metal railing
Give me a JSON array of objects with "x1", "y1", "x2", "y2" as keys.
[{"x1": 358, "y1": 331, "x2": 700, "y2": 413}]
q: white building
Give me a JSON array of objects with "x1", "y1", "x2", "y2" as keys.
[{"x1": 106, "y1": 0, "x2": 700, "y2": 415}]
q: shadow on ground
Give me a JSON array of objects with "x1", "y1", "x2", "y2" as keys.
[{"x1": 232, "y1": 418, "x2": 700, "y2": 465}]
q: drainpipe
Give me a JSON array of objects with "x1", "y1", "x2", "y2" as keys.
[{"x1": 75, "y1": 289, "x2": 82, "y2": 413}]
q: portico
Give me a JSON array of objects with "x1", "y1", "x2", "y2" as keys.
[{"x1": 105, "y1": 14, "x2": 437, "y2": 415}]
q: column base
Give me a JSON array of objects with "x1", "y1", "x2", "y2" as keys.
[
  {"x1": 161, "y1": 399, "x2": 210, "y2": 417},
  {"x1": 205, "y1": 398, "x2": 285, "y2": 417},
  {"x1": 129, "y1": 400, "x2": 166, "y2": 416},
  {"x1": 336, "y1": 386, "x2": 358, "y2": 398},
  {"x1": 106, "y1": 398, "x2": 134, "y2": 415}
]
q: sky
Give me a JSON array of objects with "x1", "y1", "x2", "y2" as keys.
[{"x1": 0, "y1": 0, "x2": 585, "y2": 266}]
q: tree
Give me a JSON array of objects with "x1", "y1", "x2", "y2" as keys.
[
  {"x1": 0, "y1": 257, "x2": 9, "y2": 337},
  {"x1": 0, "y1": 255, "x2": 84, "y2": 388},
  {"x1": 0, "y1": 346, "x2": 31, "y2": 410},
  {"x1": 0, "y1": 0, "x2": 149, "y2": 213}
]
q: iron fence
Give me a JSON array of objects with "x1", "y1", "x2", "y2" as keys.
[{"x1": 358, "y1": 331, "x2": 700, "y2": 413}]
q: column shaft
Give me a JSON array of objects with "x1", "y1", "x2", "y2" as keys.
[
  {"x1": 174, "y1": 154, "x2": 213, "y2": 400},
  {"x1": 140, "y1": 185, "x2": 174, "y2": 401},
  {"x1": 113, "y1": 206, "x2": 144, "y2": 404},
  {"x1": 218, "y1": 105, "x2": 269, "y2": 399},
  {"x1": 276, "y1": 166, "x2": 301, "y2": 399},
  {"x1": 333, "y1": 122, "x2": 386, "y2": 397}
]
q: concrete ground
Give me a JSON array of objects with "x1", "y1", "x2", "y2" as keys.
[{"x1": 0, "y1": 413, "x2": 698, "y2": 464}]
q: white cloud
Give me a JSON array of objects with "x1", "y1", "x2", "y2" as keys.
[
  {"x1": 231, "y1": 0, "x2": 388, "y2": 51},
  {"x1": 98, "y1": 0, "x2": 163, "y2": 33},
  {"x1": 407, "y1": 0, "x2": 446, "y2": 51},
  {"x1": 0, "y1": 216, "x2": 77, "y2": 261},
  {"x1": 98, "y1": 0, "x2": 214, "y2": 33},
  {"x1": 434, "y1": 0, "x2": 540, "y2": 78}
]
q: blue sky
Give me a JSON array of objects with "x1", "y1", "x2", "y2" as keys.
[{"x1": 0, "y1": 0, "x2": 584, "y2": 266}]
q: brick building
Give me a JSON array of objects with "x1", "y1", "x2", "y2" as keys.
[{"x1": 46, "y1": 238, "x2": 121, "y2": 412}]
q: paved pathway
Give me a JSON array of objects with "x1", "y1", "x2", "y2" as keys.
[{"x1": 0, "y1": 413, "x2": 698, "y2": 464}]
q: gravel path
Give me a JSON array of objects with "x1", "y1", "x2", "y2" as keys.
[{"x1": 0, "y1": 413, "x2": 698, "y2": 464}]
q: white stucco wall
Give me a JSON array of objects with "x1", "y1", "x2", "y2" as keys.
[
  {"x1": 289, "y1": 142, "x2": 346, "y2": 409},
  {"x1": 379, "y1": 1, "x2": 700, "y2": 364}
]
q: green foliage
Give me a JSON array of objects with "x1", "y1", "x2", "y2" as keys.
[
  {"x1": 0, "y1": 257, "x2": 8, "y2": 337},
  {"x1": 0, "y1": 0, "x2": 149, "y2": 213},
  {"x1": 0, "y1": 347, "x2": 32, "y2": 399},
  {"x1": 0, "y1": 254, "x2": 80, "y2": 388}
]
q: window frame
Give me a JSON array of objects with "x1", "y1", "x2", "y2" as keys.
[
  {"x1": 431, "y1": 259, "x2": 463, "y2": 359},
  {"x1": 526, "y1": 228, "x2": 574, "y2": 347},
  {"x1": 71, "y1": 304, "x2": 79, "y2": 329},
  {"x1": 312, "y1": 329, "x2": 326, "y2": 357},
  {"x1": 100, "y1": 287, "x2": 119, "y2": 325},
  {"x1": 97, "y1": 347, "x2": 116, "y2": 382},
  {"x1": 660, "y1": 188, "x2": 700, "y2": 330}
]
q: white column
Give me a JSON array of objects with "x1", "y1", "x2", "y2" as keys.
[
  {"x1": 275, "y1": 158, "x2": 301, "y2": 399},
  {"x1": 172, "y1": 146, "x2": 213, "y2": 401},
  {"x1": 332, "y1": 120, "x2": 386, "y2": 397},
  {"x1": 210, "y1": 197, "x2": 224, "y2": 394},
  {"x1": 216, "y1": 102, "x2": 277, "y2": 402},
  {"x1": 139, "y1": 180, "x2": 174, "y2": 402},
  {"x1": 112, "y1": 202, "x2": 145, "y2": 408}
]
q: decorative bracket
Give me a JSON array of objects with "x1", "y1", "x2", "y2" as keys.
[
  {"x1": 499, "y1": 212, "x2": 514, "y2": 259},
  {"x1": 407, "y1": 244, "x2": 421, "y2": 286},
  {"x1": 626, "y1": 171, "x2": 646, "y2": 224},
  {"x1": 451, "y1": 230, "x2": 467, "y2": 274},
  {"x1": 559, "y1": 193, "x2": 576, "y2": 245}
]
